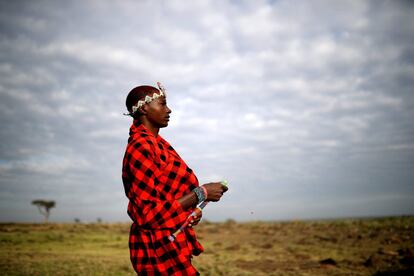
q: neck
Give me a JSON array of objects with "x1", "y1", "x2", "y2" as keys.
[{"x1": 142, "y1": 122, "x2": 159, "y2": 137}]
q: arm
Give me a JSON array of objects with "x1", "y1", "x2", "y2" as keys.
[
  {"x1": 178, "y1": 182, "x2": 229, "y2": 228},
  {"x1": 125, "y1": 141, "x2": 228, "y2": 229},
  {"x1": 177, "y1": 192, "x2": 198, "y2": 210},
  {"x1": 125, "y1": 143, "x2": 188, "y2": 229},
  {"x1": 178, "y1": 182, "x2": 229, "y2": 209}
]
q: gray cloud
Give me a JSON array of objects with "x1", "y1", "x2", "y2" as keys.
[{"x1": 1, "y1": 0, "x2": 413, "y2": 222}]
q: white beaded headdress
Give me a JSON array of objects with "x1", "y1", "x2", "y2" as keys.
[{"x1": 126, "y1": 82, "x2": 166, "y2": 116}]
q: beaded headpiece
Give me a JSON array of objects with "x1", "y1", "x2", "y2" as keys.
[{"x1": 126, "y1": 82, "x2": 166, "y2": 116}]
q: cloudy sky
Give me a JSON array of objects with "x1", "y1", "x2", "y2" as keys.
[{"x1": 0, "y1": 0, "x2": 413, "y2": 223}]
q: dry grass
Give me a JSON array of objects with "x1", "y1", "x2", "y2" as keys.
[
  {"x1": 1, "y1": 217, "x2": 413, "y2": 275},
  {"x1": 194, "y1": 217, "x2": 414, "y2": 275}
]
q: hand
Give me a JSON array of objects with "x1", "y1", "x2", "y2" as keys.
[
  {"x1": 188, "y1": 209, "x2": 202, "y2": 227},
  {"x1": 202, "y1": 182, "x2": 228, "y2": 202}
]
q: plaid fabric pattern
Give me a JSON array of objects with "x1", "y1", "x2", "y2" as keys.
[{"x1": 122, "y1": 122, "x2": 204, "y2": 275}]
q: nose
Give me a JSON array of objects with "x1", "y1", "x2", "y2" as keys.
[{"x1": 167, "y1": 106, "x2": 172, "y2": 114}]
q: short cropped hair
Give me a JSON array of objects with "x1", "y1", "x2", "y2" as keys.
[{"x1": 125, "y1": 85, "x2": 160, "y2": 119}]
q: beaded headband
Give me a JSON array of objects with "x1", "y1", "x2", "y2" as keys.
[{"x1": 125, "y1": 82, "x2": 166, "y2": 116}]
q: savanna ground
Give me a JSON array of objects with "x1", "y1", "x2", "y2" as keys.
[{"x1": 0, "y1": 216, "x2": 413, "y2": 275}]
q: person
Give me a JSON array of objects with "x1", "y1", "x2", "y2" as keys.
[{"x1": 122, "y1": 82, "x2": 228, "y2": 275}]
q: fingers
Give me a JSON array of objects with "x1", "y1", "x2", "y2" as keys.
[
  {"x1": 203, "y1": 182, "x2": 229, "y2": 202},
  {"x1": 194, "y1": 208, "x2": 202, "y2": 216},
  {"x1": 213, "y1": 185, "x2": 227, "y2": 201},
  {"x1": 188, "y1": 215, "x2": 202, "y2": 227}
]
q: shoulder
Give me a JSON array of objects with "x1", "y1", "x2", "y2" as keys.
[
  {"x1": 125, "y1": 132, "x2": 158, "y2": 160},
  {"x1": 130, "y1": 133, "x2": 157, "y2": 152}
]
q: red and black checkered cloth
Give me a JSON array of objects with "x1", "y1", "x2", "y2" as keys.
[{"x1": 122, "y1": 121, "x2": 204, "y2": 275}]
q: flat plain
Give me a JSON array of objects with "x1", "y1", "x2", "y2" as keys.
[{"x1": 0, "y1": 216, "x2": 413, "y2": 275}]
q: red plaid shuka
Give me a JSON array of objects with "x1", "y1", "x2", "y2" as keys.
[{"x1": 122, "y1": 121, "x2": 204, "y2": 275}]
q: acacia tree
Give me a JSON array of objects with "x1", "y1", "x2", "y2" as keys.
[{"x1": 32, "y1": 200, "x2": 56, "y2": 223}]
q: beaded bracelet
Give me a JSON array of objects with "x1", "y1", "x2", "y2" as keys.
[
  {"x1": 193, "y1": 186, "x2": 207, "y2": 203},
  {"x1": 201, "y1": 186, "x2": 208, "y2": 199}
]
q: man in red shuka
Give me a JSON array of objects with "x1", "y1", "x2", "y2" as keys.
[{"x1": 122, "y1": 83, "x2": 228, "y2": 275}]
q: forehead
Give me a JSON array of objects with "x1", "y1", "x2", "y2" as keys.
[{"x1": 151, "y1": 95, "x2": 167, "y2": 104}]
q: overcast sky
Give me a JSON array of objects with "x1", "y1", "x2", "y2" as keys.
[{"x1": 1, "y1": 0, "x2": 413, "y2": 223}]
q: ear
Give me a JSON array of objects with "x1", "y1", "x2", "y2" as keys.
[{"x1": 138, "y1": 104, "x2": 149, "y2": 115}]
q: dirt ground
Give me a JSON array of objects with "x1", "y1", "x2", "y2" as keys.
[
  {"x1": 0, "y1": 216, "x2": 413, "y2": 275},
  {"x1": 193, "y1": 217, "x2": 414, "y2": 275}
]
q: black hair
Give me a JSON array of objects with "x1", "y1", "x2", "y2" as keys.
[{"x1": 125, "y1": 85, "x2": 160, "y2": 120}]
